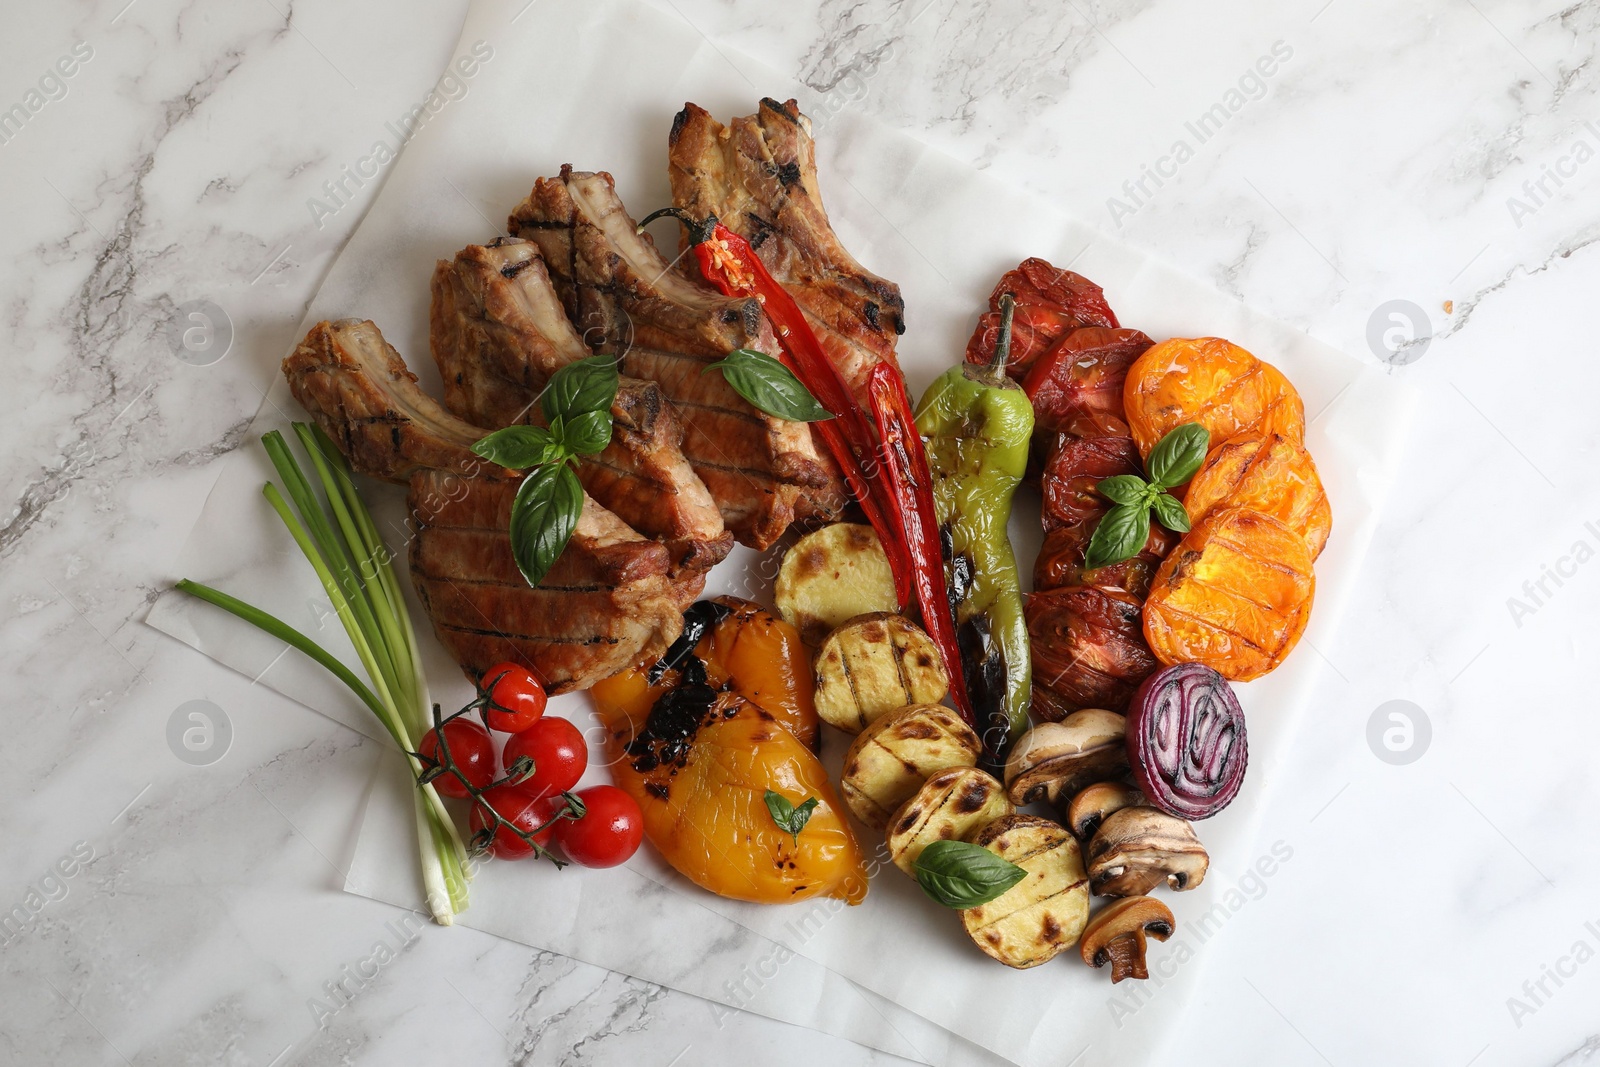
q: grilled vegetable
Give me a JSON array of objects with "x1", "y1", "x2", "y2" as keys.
[
  {"x1": 1026, "y1": 585, "x2": 1158, "y2": 719},
  {"x1": 914, "y1": 293, "x2": 1034, "y2": 769},
  {"x1": 1127, "y1": 663, "x2": 1248, "y2": 820},
  {"x1": 696, "y1": 596, "x2": 820, "y2": 752},
  {"x1": 642, "y1": 207, "x2": 970, "y2": 719},
  {"x1": 961, "y1": 259, "x2": 1119, "y2": 378},
  {"x1": 840, "y1": 704, "x2": 982, "y2": 830},
  {"x1": 866, "y1": 362, "x2": 974, "y2": 721},
  {"x1": 1085, "y1": 806, "x2": 1209, "y2": 897},
  {"x1": 1065, "y1": 782, "x2": 1143, "y2": 842},
  {"x1": 776, "y1": 524, "x2": 899, "y2": 646},
  {"x1": 1080, "y1": 896, "x2": 1175, "y2": 983},
  {"x1": 1143, "y1": 507, "x2": 1315, "y2": 681},
  {"x1": 1004, "y1": 710, "x2": 1130, "y2": 808},
  {"x1": 589, "y1": 599, "x2": 865, "y2": 905},
  {"x1": 813, "y1": 613, "x2": 949, "y2": 734},
  {"x1": 886, "y1": 766, "x2": 1013, "y2": 876},
  {"x1": 1183, "y1": 432, "x2": 1332, "y2": 558},
  {"x1": 1123, "y1": 337, "x2": 1305, "y2": 462},
  {"x1": 959, "y1": 814, "x2": 1090, "y2": 969},
  {"x1": 1035, "y1": 435, "x2": 1178, "y2": 597},
  {"x1": 1080, "y1": 423, "x2": 1208, "y2": 571},
  {"x1": 1020, "y1": 326, "x2": 1152, "y2": 444}
]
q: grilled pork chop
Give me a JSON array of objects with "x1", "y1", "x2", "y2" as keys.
[
  {"x1": 429, "y1": 238, "x2": 733, "y2": 576},
  {"x1": 667, "y1": 99, "x2": 905, "y2": 403},
  {"x1": 509, "y1": 166, "x2": 843, "y2": 548},
  {"x1": 283, "y1": 318, "x2": 690, "y2": 693}
]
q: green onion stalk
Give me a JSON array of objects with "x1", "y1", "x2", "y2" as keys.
[{"x1": 177, "y1": 425, "x2": 470, "y2": 924}]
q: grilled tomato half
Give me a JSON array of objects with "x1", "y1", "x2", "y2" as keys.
[
  {"x1": 1123, "y1": 338, "x2": 1305, "y2": 462},
  {"x1": 1143, "y1": 507, "x2": 1315, "y2": 680},
  {"x1": 1036, "y1": 436, "x2": 1177, "y2": 597},
  {"x1": 1183, "y1": 432, "x2": 1331, "y2": 559},
  {"x1": 1026, "y1": 585, "x2": 1159, "y2": 720}
]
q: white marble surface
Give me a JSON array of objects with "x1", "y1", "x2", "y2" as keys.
[{"x1": 1, "y1": 0, "x2": 1595, "y2": 1064}]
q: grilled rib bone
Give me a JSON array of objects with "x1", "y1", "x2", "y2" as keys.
[
  {"x1": 510, "y1": 166, "x2": 842, "y2": 547},
  {"x1": 429, "y1": 237, "x2": 732, "y2": 576},
  {"x1": 283, "y1": 317, "x2": 687, "y2": 693}
]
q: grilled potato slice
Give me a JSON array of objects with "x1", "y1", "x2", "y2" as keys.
[
  {"x1": 960, "y1": 814, "x2": 1090, "y2": 969},
  {"x1": 775, "y1": 524, "x2": 899, "y2": 645},
  {"x1": 814, "y1": 613, "x2": 950, "y2": 733},
  {"x1": 886, "y1": 766, "x2": 1013, "y2": 876},
  {"x1": 840, "y1": 704, "x2": 981, "y2": 830}
]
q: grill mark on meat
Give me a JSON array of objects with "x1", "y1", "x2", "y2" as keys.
[
  {"x1": 433, "y1": 622, "x2": 622, "y2": 646},
  {"x1": 499, "y1": 256, "x2": 538, "y2": 279},
  {"x1": 414, "y1": 572, "x2": 612, "y2": 594},
  {"x1": 508, "y1": 167, "x2": 840, "y2": 545},
  {"x1": 668, "y1": 99, "x2": 907, "y2": 402},
  {"x1": 428, "y1": 239, "x2": 731, "y2": 576},
  {"x1": 283, "y1": 317, "x2": 686, "y2": 692}
]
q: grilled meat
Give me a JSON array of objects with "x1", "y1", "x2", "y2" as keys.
[
  {"x1": 429, "y1": 238, "x2": 733, "y2": 576},
  {"x1": 283, "y1": 317, "x2": 692, "y2": 693},
  {"x1": 509, "y1": 166, "x2": 843, "y2": 548},
  {"x1": 667, "y1": 98, "x2": 904, "y2": 402}
]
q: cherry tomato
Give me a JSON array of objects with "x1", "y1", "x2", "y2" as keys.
[
  {"x1": 470, "y1": 786, "x2": 565, "y2": 860},
  {"x1": 417, "y1": 718, "x2": 495, "y2": 799},
  {"x1": 555, "y1": 785, "x2": 643, "y2": 868},
  {"x1": 503, "y1": 717, "x2": 589, "y2": 797},
  {"x1": 481, "y1": 661, "x2": 547, "y2": 733}
]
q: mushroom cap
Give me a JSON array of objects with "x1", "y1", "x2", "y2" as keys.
[
  {"x1": 1079, "y1": 895, "x2": 1176, "y2": 976},
  {"x1": 1085, "y1": 806, "x2": 1209, "y2": 897},
  {"x1": 1066, "y1": 781, "x2": 1143, "y2": 841},
  {"x1": 1004, "y1": 709, "x2": 1129, "y2": 807}
]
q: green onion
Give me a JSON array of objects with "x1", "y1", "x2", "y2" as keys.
[{"x1": 177, "y1": 425, "x2": 471, "y2": 924}]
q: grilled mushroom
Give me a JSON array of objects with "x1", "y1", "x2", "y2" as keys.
[
  {"x1": 1003, "y1": 709, "x2": 1128, "y2": 807},
  {"x1": 1080, "y1": 896, "x2": 1175, "y2": 982},
  {"x1": 1066, "y1": 782, "x2": 1143, "y2": 841},
  {"x1": 1085, "y1": 806, "x2": 1209, "y2": 896}
]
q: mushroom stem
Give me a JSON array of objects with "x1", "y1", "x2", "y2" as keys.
[
  {"x1": 1080, "y1": 895, "x2": 1175, "y2": 983},
  {"x1": 1099, "y1": 932, "x2": 1149, "y2": 983}
]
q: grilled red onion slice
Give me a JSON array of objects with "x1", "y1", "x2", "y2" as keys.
[{"x1": 1127, "y1": 663, "x2": 1247, "y2": 820}]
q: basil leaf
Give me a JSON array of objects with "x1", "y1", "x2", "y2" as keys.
[
  {"x1": 706, "y1": 348, "x2": 835, "y2": 423},
  {"x1": 560, "y1": 409, "x2": 612, "y2": 456},
  {"x1": 764, "y1": 789, "x2": 819, "y2": 845},
  {"x1": 1146, "y1": 422, "x2": 1209, "y2": 488},
  {"x1": 1083, "y1": 503, "x2": 1150, "y2": 571},
  {"x1": 1096, "y1": 474, "x2": 1149, "y2": 507},
  {"x1": 507, "y1": 463, "x2": 583, "y2": 588},
  {"x1": 1150, "y1": 491, "x2": 1191, "y2": 534},
  {"x1": 471, "y1": 426, "x2": 561, "y2": 470},
  {"x1": 913, "y1": 840, "x2": 1027, "y2": 909},
  {"x1": 540, "y1": 355, "x2": 619, "y2": 423}
]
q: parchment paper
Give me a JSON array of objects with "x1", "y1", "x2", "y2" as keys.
[{"x1": 149, "y1": 1, "x2": 1415, "y2": 1063}]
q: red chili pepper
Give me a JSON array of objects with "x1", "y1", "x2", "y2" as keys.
[
  {"x1": 640, "y1": 207, "x2": 971, "y2": 720},
  {"x1": 866, "y1": 363, "x2": 973, "y2": 721},
  {"x1": 640, "y1": 207, "x2": 911, "y2": 602}
]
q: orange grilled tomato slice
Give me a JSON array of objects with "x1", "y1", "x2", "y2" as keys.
[
  {"x1": 1123, "y1": 338, "x2": 1305, "y2": 463},
  {"x1": 1143, "y1": 507, "x2": 1315, "y2": 681},
  {"x1": 1183, "y1": 433, "x2": 1332, "y2": 559}
]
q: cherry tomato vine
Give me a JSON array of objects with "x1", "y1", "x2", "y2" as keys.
[{"x1": 416, "y1": 699, "x2": 588, "y2": 864}]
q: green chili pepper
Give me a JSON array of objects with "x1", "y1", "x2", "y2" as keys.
[{"x1": 913, "y1": 293, "x2": 1033, "y2": 770}]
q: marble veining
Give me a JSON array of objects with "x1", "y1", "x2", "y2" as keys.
[{"x1": 3, "y1": 0, "x2": 1599, "y2": 1063}]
